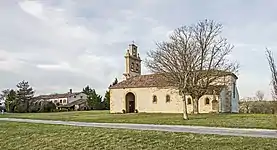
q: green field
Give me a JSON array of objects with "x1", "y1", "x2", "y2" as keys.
[
  {"x1": 1, "y1": 110, "x2": 277, "y2": 129},
  {"x1": 0, "y1": 121, "x2": 276, "y2": 150}
]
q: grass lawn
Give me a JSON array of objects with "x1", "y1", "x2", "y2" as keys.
[
  {"x1": 1, "y1": 110, "x2": 277, "y2": 129},
  {"x1": 0, "y1": 121, "x2": 276, "y2": 150}
]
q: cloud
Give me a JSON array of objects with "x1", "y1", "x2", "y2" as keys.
[
  {"x1": 36, "y1": 62, "x2": 76, "y2": 72},
  {"x1": 0, "y1": 50, "x2": 22, "y2": 72},
  {"x1": 19, "y1": 0, "x2": 44, "y2": 20},
  {"x1": 0, "y1": 0, "x2": 277, "y2": 99}
]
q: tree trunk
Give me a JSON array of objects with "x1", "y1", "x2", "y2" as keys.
[
  {"x1": 193, "y1": 97, "x2": 199, "y2": 114},
  {"x1": 182, "y1": 95, "x2": 189, "y2": 120}
]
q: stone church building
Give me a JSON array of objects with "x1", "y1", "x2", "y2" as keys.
[{"x1": 109, "y1": 44, "x2": 239, "y2": 114}]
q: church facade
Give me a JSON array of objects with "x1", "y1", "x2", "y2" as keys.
[{"x1": 109, "y1": 44, "x2": 239, "y2": 114}]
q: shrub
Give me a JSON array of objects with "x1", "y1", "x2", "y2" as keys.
[
  {"x1": 239, "y1": 101, "x2": 277, "y2": 114},
  {"x1": 39, "y1": 101, "x2": 56, "y2": 112}
]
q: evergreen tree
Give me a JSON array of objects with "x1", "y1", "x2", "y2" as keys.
[
  {"x1": 112, "y1": 78, "x2": 118, "y2": 85},
  {"x1": 105, "y1": 78, "x2": 117, "y2": 109},
  {"x1": 16, "y1": 80, "x2": 35, "y2": 113},
  {"x1": 83, "y1": 86, "x2": 103, "y2": 110},
  {"x1": 39, "y1": 101, "x2": 56, "y2": 112},
  {"x1": 5, "y1": 89, "x2": 17, "y2": 112},
  {"x1": 83, "y1": 85, "x2": 93, "y2": 96},
  {"x1": 103, "y1": 90, "x2": 110, "y2": 110},
  {"x1": 0, "y1": 89, "x2": 10, "y2": 100},
  {"x1": 89, "y1": 89, "x2": 103, "y2": 110},
  {"x1": 109, "y1": 78, "x2": 118, "y2": 87}
]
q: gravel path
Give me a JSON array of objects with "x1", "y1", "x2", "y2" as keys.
[{"x1": 1, "y1": 118, "x2": 276, "y2": 138}]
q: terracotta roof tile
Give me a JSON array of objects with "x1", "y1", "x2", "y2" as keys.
[
  {"x1": 109, "y1": 71, "x2": 236, "y2": 90},
  {"x1": 109, "y1": 74, "x2": 171, "y2": 89}
]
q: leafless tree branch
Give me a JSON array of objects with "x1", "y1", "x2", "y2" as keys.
[
  {"x1": 266, "y1": 48, "x2": 277, "y2": 101},
  {"x1": 256, "y1": 90, "x2": 265, "y2": 101},
  {"x1": 145, "y1": 19, "x2": 239, "y2": 117}
]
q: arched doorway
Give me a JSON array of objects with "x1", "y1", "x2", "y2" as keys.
[
  {"x1": 212, "y1": 100, "x2": 219, "y2": 111},
  {"x1": 125, "y1": 92, "x2": 135, "y2": 113}
]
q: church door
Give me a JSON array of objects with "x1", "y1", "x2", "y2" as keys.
[
  {"x1": 129, "y1": 100, "x2": 135, "y2": 113},
  {"x1": 125, "y1": 92, "x2": 135, "y2": 113}
]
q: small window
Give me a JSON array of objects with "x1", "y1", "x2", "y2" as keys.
[
  {"x1": 166, "y1": 95, "x2": 170, "y2": 103},
  {"x1": 131, "y1": 62, "x2": 134, "y2": 70},
  {"x1": 63, "y1": 99, "x2": 66, "y2": 103},
  {"x1": 136, "y1": 64, "x2": 139, "y2": 72},
  {"x1": 153, "y1": 95, "x2": 157, "y2": 104},
  {"x1": 132, "y1": 47, "x2": 136, "y2": 55},
  {"x1": 187, "y1": 98, "x2": 192, "y2": 105},
  {"x1": 74, "y1": 96, "x2": 76, "y2": 98},
  {"x1": 205, "y1": 98, "x2": 210, "y2": 105},
  {"x1": 80, "y1": 96, "x2": 83, "y2": 99},
  {"x1": 54, "y1": 100, "x2": 58, "y2": 103},
  {"x1": 60, "y1": 99, "x2": 62, "y2": 103}
]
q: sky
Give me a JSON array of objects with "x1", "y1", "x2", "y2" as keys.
[{"x1": 0, "y1": 0, "x2": 277, "y2": 99}]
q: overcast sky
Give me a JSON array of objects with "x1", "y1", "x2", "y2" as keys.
[{"x1": 0, "y1": 0, "x2": 276, "y2": 99}]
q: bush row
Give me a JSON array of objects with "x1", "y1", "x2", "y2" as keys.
[{"x1": 239, "y1": 101, "x2": 277, "y2": 114}]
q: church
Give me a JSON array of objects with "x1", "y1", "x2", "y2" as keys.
[{"x1": 109, "y1": 43, "x2": 239, "y2": 114}]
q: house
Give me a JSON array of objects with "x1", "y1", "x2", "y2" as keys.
[
  {"x1": 109, "y1": 43, "x2": 239, "y2": 114},
  {"x1": 57, "y1": 99, "x2": 90, "y2": 111},
  {"x1": 34, "y1": 89, "x2": 87, "y2": 106}
]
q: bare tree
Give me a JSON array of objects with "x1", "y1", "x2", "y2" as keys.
[
  {"x1": 266, "y1": 48, "x2": 277, "y2": 117},
  {"x1": 256, "y1": 90, "x2": 265, "y2": 101},
  {"x1": 184, "y1": 20, "x2": 239, "y2": 114},
  {"x1": 145, "y1": 19, "x2": 238, "y2": 118},
  {"x1": 145, "y1": 25, "x2": 196, "y2": 120},
  {"x1": 266, "y1": 48, "x2": 277, "y2": 100},
  {"x1": 145, "y1": 19, "x2": 238, "y2": 116}
]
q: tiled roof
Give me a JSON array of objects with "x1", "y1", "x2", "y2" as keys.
[
  {"x1": 34, "y1": 92, "x2": 82, "y2": 100},
  {"x1": 109, "y1": 74, "x2": 171, "y2": 89},
  {"x1": 109, "y1": 71, "x2": 237, "y2": 89}
]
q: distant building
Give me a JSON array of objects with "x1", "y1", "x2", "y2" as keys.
[
  {"x1": 57, "y1": 99, "x2": 90, "y2": 111},
  {"x1": 34, "y1": 89, "x2": 87, "y2": 106}
]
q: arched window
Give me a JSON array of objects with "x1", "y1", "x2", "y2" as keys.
[
  {"x1": 205, "y1": 97, "x2": 210, "y2": 105},
  {"x1": 153, "y1": 95, "x2": 157, "y2": 103},
  {"x1": 131, "y1": 62, "x2": 134, "y2": 70},
  {"x1": 187, "y1": 98, "x2": 192, "y2": 105},
  {"x1": 136, "y1": 64, "x2": 139, "y2": 72},
  {"x1": 166, "y1": 95, "x2": 170, "y2": 103},
  {"x1": 132, "y1": 47, "x2": 137, "y2": 56}
]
